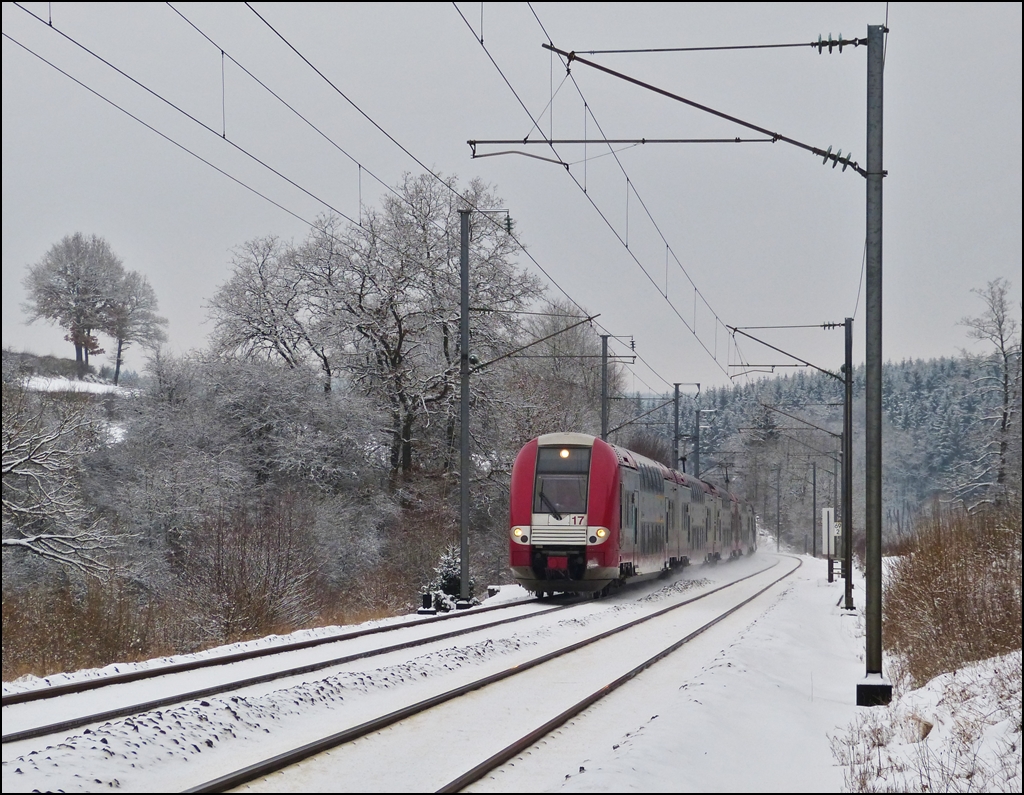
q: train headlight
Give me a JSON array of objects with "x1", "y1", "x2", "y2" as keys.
[
  {"x1": 511, "y1": 526, "x2": 529, "y2": 543},
  {"x1": 513, "y1": 527, "x2": 523, "y2": 537},
  {"x1": 596, "y1": 527, "x2": 608, "y2": 539}
]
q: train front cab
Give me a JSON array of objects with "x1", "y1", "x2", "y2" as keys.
[{"x1": 509, "y1": 433, "x2": 621, "y2": 594}]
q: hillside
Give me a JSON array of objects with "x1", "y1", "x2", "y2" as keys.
[{"x1": 622, "y1": 354, "x2": 1020, "y2": 548}]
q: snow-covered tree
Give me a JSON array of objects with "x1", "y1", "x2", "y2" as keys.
[
  {"x1": 103, "y1": 270, "x2": 167, "y2": 385},
  {"x1": 1, "y1": 381, "x2": 113, "y2": 576},
  {"x1": 102, "y1": 354, "x2": 385, "y2": 546},
  {"x1": 22, "y1": 233, "x2": 125, "y2": 377},
  {"x1": 956, "y1": 278, "x2": 1022, "y2": 506},
  {"x1": 208, "y1": 236, "x2": 315, "y2": 375},
  {"x1": 424, "y1": 542, "x2": 476, "y2": 612},
  {"x1": 210, "y1": 173, "x2": 543, "y2": 483},
  {"x1": 79, "y1": 351, "x2": 393, "y2": 632}
]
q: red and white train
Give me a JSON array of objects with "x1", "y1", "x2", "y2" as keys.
[{"x1": 509, "y1": 432, "x2": 757, "y2": 596}]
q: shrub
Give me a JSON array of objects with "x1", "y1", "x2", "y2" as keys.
[
  {"x1": 425, "y1": 542, "x2": 478, "y2": 612},
  {"x1": 883, "y1": 501, "x2": 1022, "y2": 687},
  {"x1": 180, "y1": 494, "x2": 324, "y2": 642},
  {"x1": 2, "y1": 578, "x2": 176, "y2": 681}
]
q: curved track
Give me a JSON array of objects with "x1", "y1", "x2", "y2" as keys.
[{"x1": 185, "y1": 556, "x2": 799, "y2": 793}]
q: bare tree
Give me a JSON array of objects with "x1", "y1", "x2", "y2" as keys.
[
  {"x1": 2, "y1": 382, "x2": 113, "y2": 575},
  {"x1": 958, "y1": 277, "x2": 1023, "y2": 505},
  {"x1": 624, "y1": 431, "x2": 673, "y2": 467},
  {"x1": 209, "y1": 237, "x2": 305, "y2": 368},
  {"x1": 103, "y1": 270, "x2": 167, "y2": 385},
  {"x1": 23, "y1": 233, "x2": 125, "y2": 377},
  {"x1": 505, "y1": 299, "x2": 621, "y2": 441},
  {"x1": 332, "y1": 173, "x2": 541, "y2": 482},
  {"x1": 181, "y1": 495, "x2": 323, "y2": 640},
  {"x1": 212, "y1": 173, "x2": 542, "y2": 481}
]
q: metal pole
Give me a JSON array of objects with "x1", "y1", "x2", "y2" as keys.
[
  {"x1": 600, "y1": 335, "x2": 609, "y2": 441},
  {"x1": 776, "y1": 465, "x2": 781, "y2": 552},
  {"x1": 833, "y1": 444, "x2": 838, "y2": 531},
  {"x1": 674, "y1": 384, "x2": 680, "y2": 471},
  {"x1": 844, "y1": 317, "x2": 855, "y2": 609},
  {"x1": 812, "y1": 460, "x2": 817, "y2": 557},
  {"x1": 458, "y1": 209, "x2": 471, "y2": 606},
  {"x1": 833, "y1": 443, "x2": 838, "y2": 560},
  {"x1": 831, "y1": 447, "x2": 839, "y2": 580},
  {"x1": 858, "y1": 24, "x2": 891, "y2": 705},
  {"x1": 694, "y1": 408, "x2": 701, "y2": 478}
]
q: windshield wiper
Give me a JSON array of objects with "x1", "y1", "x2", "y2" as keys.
[{"x1": 539, "y1": 490, "x2": 563, "y2": 520}]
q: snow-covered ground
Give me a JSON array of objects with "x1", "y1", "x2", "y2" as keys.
[
  {"x1": 1, "y1": 609, "x2": 441, "y2": 698},
  {"x1": 2, "y1": 550, "x2": 1020, "y2": 792},
  {"x1": 21, "y1": 375, "x2": 133, "y2": 395}
]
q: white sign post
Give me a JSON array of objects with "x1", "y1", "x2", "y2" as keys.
[{"x1": 821, "y1": 507, "x2": 835, "y2": 557}]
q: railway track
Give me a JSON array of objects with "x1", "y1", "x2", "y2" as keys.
[
  {"x1": 2, "y1": 556, "x2": 796, "y2": 793},
  {"x1": 1, "y1": 596, "x2": 567, "y2": 745},
  {"x1": 3, "y1": 595, "x2": 551, "y2": 709},
  {"x1": 186, "y1": 556, "x2": 799, "y2": 793}
]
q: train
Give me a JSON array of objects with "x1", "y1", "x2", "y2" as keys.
[{"x1": 509, "y1": 432, "x2": 757, "y2": 596}]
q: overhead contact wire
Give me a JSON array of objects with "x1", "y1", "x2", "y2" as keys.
[
  {"x1": 12, "y1": 2, "x2": 361, "y2": 229},
  {"x1": 1, "y1": 32, "x2": 317, "y2": 234},
  {"x1": 530, "y1": 4, "x2": 734, "y2": 375},
  {"x1": 247, "y1": 1, "x2": 666, "y2": 389},
  {"x1": 483, "y1": 4, "x2": 733, "y2": 378}
]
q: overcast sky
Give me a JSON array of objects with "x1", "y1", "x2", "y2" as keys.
[{"x1": 3, "y1": 2, "x2": 1021, "y2": 391}]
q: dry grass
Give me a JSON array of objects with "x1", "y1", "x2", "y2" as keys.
[
  {"x1": 2, "y1": 495, "x2": 424, "y2": 682},
  {"x1": 2, "y1": 577, "x2": 405, "y2": 683},
  {"x1": 2, "y1": 579, "x2": 176, "y2": 682},
  {"x1": 831, "y1": 497, "x2": 1022, "y2": 792},
  {"x1": 883, "y1": 501, "x2": 1022, "y2": 687}
]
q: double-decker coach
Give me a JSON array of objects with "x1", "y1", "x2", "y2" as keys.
[{"x1": 509, "y1": 432, "x2": 756, "y2": 596}]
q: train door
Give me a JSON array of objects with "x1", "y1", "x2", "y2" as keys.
[
  {"x1": 694, "y1": 485, "x2": 706, "y2": 555},
  {"x1": 628, "y1": 483, "x2": 635, "y2": 549},
  {"x1": 640, "y1": 486, "x2": 653, "y2": 570},
  {"x1": 666, "y1": 496, "x2": 675, "y2": 565},
  {"x1": 680, "y1": 486, "x2": 692, "y2": 564},
  {"x1": 708, "y1": 493, "x2": 720, "y2": 559},
  {"x1": 620, "y1": 476, "x2": 639, "y2": 565}
]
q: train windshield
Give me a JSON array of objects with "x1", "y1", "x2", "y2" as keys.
[{"x1": 533, "y1": 446, "x2": 591, "y2": 517}]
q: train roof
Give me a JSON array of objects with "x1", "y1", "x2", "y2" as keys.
[
  {"x1": 530, "y1": 432, "x2": 737, "y2": 501},
  {"x1": 536, "y1": 432, "x2": 598, "y2": 448}
]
